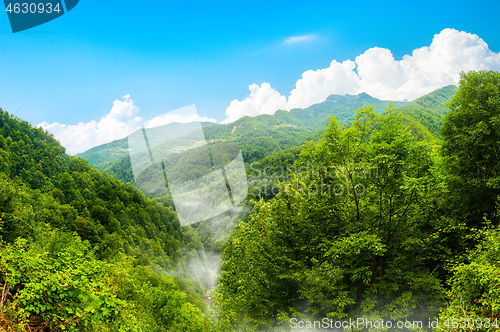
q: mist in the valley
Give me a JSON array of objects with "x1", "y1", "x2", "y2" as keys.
[
  {"x1": 161, "y1": 205, "x2": 250, "y2": 296},
  {"x1": 186, "y1": 251, "x2": 221, "y2": 290},
  {"x1": 189, "y1": 205, "x2": 250, "y2": 289}
]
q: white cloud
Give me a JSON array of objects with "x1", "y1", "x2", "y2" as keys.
[
  {"x1": 38, "y1": 96, "x2": 217, "y2": 155},
  {"x1": 38, "y1": 95, "x2": 142, "y2": 155},
  {"x1": 224, "y1": 28, "x2": 500, "y2": 123},
  {"x1": 38, "y1": 29, "x2": 500, "y2": 153},
  {"x1": 222, "y1": 83, "x2": 287, "y2": 123},
  {"x1": 284, "y1": 35, "x2": 317, "y2": 45},
  {"x1": 287, "y1": 59, "x2": 361, "y2": 109},
  {"x1": 146, "y1": 113, "x2": 216, "y2": 129}
]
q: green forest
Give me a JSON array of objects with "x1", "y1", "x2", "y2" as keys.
[{"x1": 1, "y1": 71, "x2": 500, "y2": 331}]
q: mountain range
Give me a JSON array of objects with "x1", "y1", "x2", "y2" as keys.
[{"x1": 76, "y1": 85, "x2": 458, "y2": 184}]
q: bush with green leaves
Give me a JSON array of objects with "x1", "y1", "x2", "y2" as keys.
[
  {"x1": 0, "y1": 237, "x2": 139, "y2": 332},
  {"x1": 439, "y1": 224, "x2": 500, "y2": 331}
]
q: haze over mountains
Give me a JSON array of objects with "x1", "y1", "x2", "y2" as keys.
[
  {"x1": 3, "y1": 68, "x2": 499, "y2": 332},
  {"x1": 77, "y1": 85, "x2": 457, "y2": 180}
]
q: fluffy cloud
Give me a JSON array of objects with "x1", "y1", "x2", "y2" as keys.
[
  {"x1": 224, "y1": 28, "x2": 500, "y2": 123},
  {"x1": 287, "y1": 59, "x2": 361, "y2": 109},
  {"x1": 38, "y1": 97, "x2": 216, "y2": 155},
  {"x1": 222, "y1": 83, "x2": 287, "y2": 123},
  {"x1": 146, "y1": 112, "x2": 216, "y2": 129},
  {"x1": 38, "y1": 95, "x2": 142, "y2": 155}
]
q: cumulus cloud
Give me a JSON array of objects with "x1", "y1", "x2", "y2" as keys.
[
  {"x1": 224, "y1": 28, "x2": 500, "y2": 123},
  {"x1": 287, "y1": 59, "x2": 361, "y2": 109},
  {"x1": 145, "y1": 112, "x2": 216, "y2": 128},
  {"x1": 38, "y1": 95, "x2": 142, "y2": 155},
  {"x1": 222, "y1": 83, "x2": 287, "y2": 123},
  {"x1": 38, "y1": 97, "x2": 216, "y2": 155}
]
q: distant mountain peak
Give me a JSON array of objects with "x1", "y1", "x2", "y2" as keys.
[
  {"x1": 356, "y1": 92, "x2": 372, "y2": 98},
  {"x1": 326, "y1": 92, "x2": 377, "y2": 102},
  {"x1": 77, "y1": 86, "x2": 456, "y2": 169}
]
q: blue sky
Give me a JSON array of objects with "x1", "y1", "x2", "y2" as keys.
[{"x1": 1, "y1": 0, "x2": 500, "y2": 153}]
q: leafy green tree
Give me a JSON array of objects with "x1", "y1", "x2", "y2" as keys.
[
  {"x1": 0, "y1": 108, "x2": 213, "y2": 330},
  {"x1": 217, "y1": 106, "x2": 446, "y2": 330},
  {"x1": 439, "y1": 224, "x2": 500, "y2": 330},
  {"x1": 442, "y1": 70, "x2": 500, "y2": 226}
]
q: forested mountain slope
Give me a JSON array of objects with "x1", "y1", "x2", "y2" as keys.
[
  {"x1": 245, "y1": 85, "x2": 459, "y2": 200},
  {"x1": 79, "y1": 86, "x2": 455, "y2": 186},
  {"x1": 1, "y1": 71, "x2": 498, "y2": 332},
  {"x1": 0, "y1": 110, "x2": 213, "y2": 331},
  {"x1": 78, "y1": 121, "x2": 217, "y2": 169},
  {"x1": 77, "y1": 92, "x2": 404, "y2": 168},
  {"x1": 215, "y1": 72, "x2": 500, "y2": 331},
  {"x1": 396, "y1": 85, "x2": 458, "y2": 140},
  {"x1": 201, "y1": 92, "x2": 406, "y2": 162}
]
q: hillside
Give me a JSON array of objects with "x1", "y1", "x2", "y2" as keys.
[
  {"x1": 215, "y1": 73, "x2": 500, "y2": 330},
  {"x1": 79, "y1": 87, "x2": 456, "y2": 186},
  {"x1": 77, "y1": 121, "x2": 217, "y2": 168},
  {"x1": 77, "y1": 92, "x2": 405, "y2": 169},
  {"x1": 3, "y1": 71, "x2": 499, "y2": 332},
  {"x1": 396, "y1": 85, "x2": 458, "y2": 139},
  {"x1": 0, "y1": 109, "x2": 213, "y2": 331}
]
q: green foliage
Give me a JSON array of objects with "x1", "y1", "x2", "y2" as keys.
[
  {"x1": 80, "y1": 88, "x2": 454, "y2": 188},
  {"x1": 79, "y1": 92, "x2": 408, "y2": 182},
  {"x1": 75, "y1": 134, "x2": 130, "y2": 168},
  {"x1": 0, "y1": 108, "x2": 204, "y2": 268},
  {"x1": 0, "y1": 237, "x2": 138, "y2": 332},
  {"x1": 101, "y1": 154, "x2": 135, "y2": 184},
  {"x1": 217, "y1": 106, "x2": 446, "y2": 330},
  {"x1": 442, "y1": 71, "x2": 500, "y2": 226},
  {"x1": 246, "y1": 145, "x2": 303, "y2": 200},
  {"x1": 106, "y1": 257, "x2": 211, "y2": 332},
  {"x1": 2, "y1": 76, "x2": 499, "y2": 332},
  {"x1": 395, "y1": 85, "x2": 457, "y2": 140},
  {"x1": 0, "y1": 235, "x2": 212, "y2": 332},
  {"x1": 0, "y1": 108, "x2": 212, "y2": 331},
  {"x1": 439, "y1": 224, "x2": 500, "y2": 330}
]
